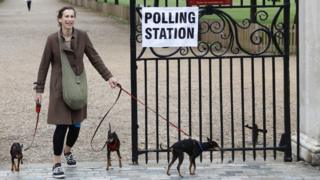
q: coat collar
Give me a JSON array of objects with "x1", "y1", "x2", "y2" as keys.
[
  {"x1": 58, "y1": 28, "x2": 78, "y2": 52},
  {"x1": 59, "y1": 28, "x2": 78, "y2": 39}
]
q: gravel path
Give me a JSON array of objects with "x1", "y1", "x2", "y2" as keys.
[{"x1": 0, "y1": 0, "x2": 132, "y2": 166}]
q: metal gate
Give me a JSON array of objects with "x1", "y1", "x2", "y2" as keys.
[{"x1": 129, "y1": 0, "x2": 295, "y2": 164}]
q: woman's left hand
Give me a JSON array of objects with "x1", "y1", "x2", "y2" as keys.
[{"x1": 108, "y1": 77, "x2": 118, "y2": 89}]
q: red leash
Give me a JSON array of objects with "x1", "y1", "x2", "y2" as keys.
[
  {"x1": 117, "y1": 84, "x2": 190, "y2": 137},
  {"x1": 25, "y1": 100, "x2": 41, "y2": 151},
  {"x1": 90, "y1": 83, "x2": 190, "y2": 152}
]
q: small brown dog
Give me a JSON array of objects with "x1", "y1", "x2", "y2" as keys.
[
  {"x1": 106, "y1": 123, "x2": 122, "y2": 170},
  {"x1": 10, "y1": 143, "x2": 23, "y2": 172}
]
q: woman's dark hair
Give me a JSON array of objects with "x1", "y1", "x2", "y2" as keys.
[{"x1": 57, "y1": 6, "x2": 77, "y2": 26}]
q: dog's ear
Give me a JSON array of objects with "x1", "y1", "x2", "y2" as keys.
[
  {"x1": 207, "y1": 137, "x2": 212, "y2": 142},
  {"x1": 108, "y1": 123, "x2": 112, "y2": 134}
]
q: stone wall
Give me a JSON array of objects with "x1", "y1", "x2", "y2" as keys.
[{"x1": 292, "y1": 0, "x2": 320, "y2": 165}]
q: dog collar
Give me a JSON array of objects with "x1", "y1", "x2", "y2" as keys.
[{"x1": 107, "y1": 141, "x2": 119, "y2": 151}]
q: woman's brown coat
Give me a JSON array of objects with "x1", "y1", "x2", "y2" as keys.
[{"x1": 36, "y1": 28, "x2": 113, "y2": 125}]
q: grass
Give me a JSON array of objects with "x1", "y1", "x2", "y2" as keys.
[{"x1": 97, "y1": 0, "x2": 296, "y2": 24}]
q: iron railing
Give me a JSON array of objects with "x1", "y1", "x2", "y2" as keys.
[{"x1": 130, "y1": 0, "x2": 294, "y2": 164}]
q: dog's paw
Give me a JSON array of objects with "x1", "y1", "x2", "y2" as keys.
[{"x1": 166, "y1": 171, "x2": 171, "y2": 176}]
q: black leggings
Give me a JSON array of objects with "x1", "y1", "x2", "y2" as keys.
[
  {"x1": 27, "y1": 1, "x2": 31, "y2": 11},
  {"x1": 53, "y1": 124, "x2": 80, "y2": 156}
]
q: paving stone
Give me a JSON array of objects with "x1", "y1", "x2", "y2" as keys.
[{"x1": 3, "y1": 161, "x2": 320, "y2": 179}]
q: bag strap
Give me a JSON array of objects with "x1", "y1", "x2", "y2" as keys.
[
  {"x1": 58, "y1": 31, "x2": 63, "y2": 61},
  {"x1": 58, "y1": 31, "x2": 85, "y2": 76},
  {"x1": 58, "y1": 31, "x2": 68, "y2": 67}
]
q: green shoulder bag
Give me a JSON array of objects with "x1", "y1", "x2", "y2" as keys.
[{"x1": 58, "y1": 32, "x2": 88, "y2": 110}]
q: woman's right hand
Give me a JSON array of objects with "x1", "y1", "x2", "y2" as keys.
[{"x1": 35, "y1": 93, "x2": 42, "y2": 104}]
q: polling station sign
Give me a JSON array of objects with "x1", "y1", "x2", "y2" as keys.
[{"x1": 142, "y1": 7, "x2": 199, "y2": 47}]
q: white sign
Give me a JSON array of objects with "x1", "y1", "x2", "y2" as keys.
[{"x1": 142, "y1": 7, "x2": 199, "y2": 48}]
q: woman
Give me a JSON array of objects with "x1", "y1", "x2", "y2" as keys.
[
  {"x1": 25, "y1": 0, "x2": 32, "y2": 11},
  {"x1": 35, "y1": 6, "x2": 117, "y2": 178}
]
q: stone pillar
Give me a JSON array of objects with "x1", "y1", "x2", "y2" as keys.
[{"x1": 292, "y1": 0, "x2": 320, "y2": 165}]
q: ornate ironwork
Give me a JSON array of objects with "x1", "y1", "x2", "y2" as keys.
[{"x1": 136, "y1": 6, "x2": 285, "y2": 59}]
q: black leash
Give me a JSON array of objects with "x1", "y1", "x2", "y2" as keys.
[
  {"x1": 90, "y1": 84, "x2": 122, "y2": 152},
  {"x1": 25, "y1": 100, "x2": 41, "y2": 151}
]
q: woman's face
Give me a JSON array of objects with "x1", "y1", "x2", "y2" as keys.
[{"x1": 58, "y1": 9, "x2": 75, "y2": 30}]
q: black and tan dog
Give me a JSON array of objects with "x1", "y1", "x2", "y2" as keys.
[
  {"x1": 106, "y1": 123, "x2": 122, "y2": 170},
  {"x1": 161, "y1": 138, "x2": 220, "y2": 177},
  {"x1": 10, "y1": 143, "x2": 23, "y2": 172}
]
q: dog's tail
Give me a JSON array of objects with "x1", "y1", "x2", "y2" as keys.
[
  {"x1": 160, "y1": 143, "x2": 166, "y2": 150},
  {"x1": 160, "y1": 143, "x2": 172, "y2": 152}
]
